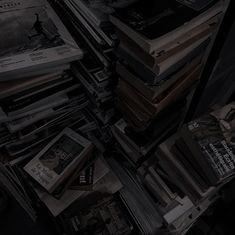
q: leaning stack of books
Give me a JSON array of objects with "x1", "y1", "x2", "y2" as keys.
[
  {"x1": 22, "y1": 129, "x2": 123, "y2": 218},
  {"x1": 111, "y1": 0, "x2": 225, "y2": 163},
  {"x1": 51, "y1": 0, "x2": 118, "y2": 126}
]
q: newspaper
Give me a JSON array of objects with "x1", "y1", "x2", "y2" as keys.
[{"x1": 0, "y1": 0, "x2": 83, "y2": 77}]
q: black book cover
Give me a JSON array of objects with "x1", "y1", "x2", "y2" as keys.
[
  {"x1": 112, "y1": 0, "x2": 216, "y2": 40},
  {"x1": 181, "y1": 103, "x2": 235, "y2": 184}
]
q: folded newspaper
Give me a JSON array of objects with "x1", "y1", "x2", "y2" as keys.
[{"x1": 0, "y1": 0, "x2": 83, "y2": 79}]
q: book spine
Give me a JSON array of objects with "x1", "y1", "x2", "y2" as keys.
[{"x1": 180, "y1": 127, "x2": 219, "y2": 185}]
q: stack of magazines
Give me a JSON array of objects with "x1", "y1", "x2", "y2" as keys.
[
  {"x1": 111, "y1": 102, "x2": 186, "y2": 165},
  {"x1": 26, "y1": 138, "x2": 123, "y2": 218},
  {"x1": 110, "y1": 0, "x2": 226, "y2": 164}
]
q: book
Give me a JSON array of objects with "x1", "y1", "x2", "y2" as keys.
[
  {"x1": 116, "y1": 13, "x2": 220, "y2": 70},
  {"x1": 0, "y1": 0, "x2": 83, "y2": 78},
  {"x1": 110, "y1": 0, "x2": 223, "y2": 53},
  {"x1": 35, "y1": 157, "x2": 122, "y2": 216},
  {"x1": 116, "y1": 55, "x2": 201, "y2": 101},
  {"x1": 24, "y1": 128, "x2": 93, "y2": 193},
  {"x1": 180, "y1": 102, "x2": 235, "y2": 185},
  {"x1": 116, "y1": 61, "x2": 202, "y2": 117}
]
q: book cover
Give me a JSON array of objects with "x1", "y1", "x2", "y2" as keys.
[
  {"x1": 24, "y1": 128, "x2": 93, "y2": 193},
  {"x1": 0, "y1": 0, "x2": 83, "y2": 76},
  {"x1": 111, "y1": 0, "x2": 223, "y2": 52},
  {"x1": 186, "y1": 102, "x2": 235, "y2": 182}
]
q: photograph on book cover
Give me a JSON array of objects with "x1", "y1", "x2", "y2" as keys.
[
  {"x1": 0, "y1": 7, "x2": 65, "y2": 58},
  {"x1": 39, "y1": 135, "x2": 84, "y2": 174}
]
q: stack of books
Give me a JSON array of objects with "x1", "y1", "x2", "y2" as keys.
[
  {"x1": 52, "y1": 0, "x2": 118, "y2": 126},
  {"x1": 31, "y1": 146, "x2": 123, "y2": 217},
  {"x1": 111, "y1": 0, "x2": 225, "y2": 163},
  {"x1": 4, "y1": 126, "x2": 122, "y2": 218},
  {"x1": 0, "y1": 0, "x2": 89, "y2": 165},
  {"x1": 0, "y1": 72, "x2": 98, "y2": 165},
  {"x1": 135, "y1": 102, "x2": 235, "y2": 234},
  {"x1": 0, "y1": 0, "x2": 120, "y2": 220}
]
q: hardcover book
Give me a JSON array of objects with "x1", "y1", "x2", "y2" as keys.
[
  {"x1": 24, "y1": 128, "x2": 93, "y2": 193},
  {"x1": 110, "y1": 0, "x2": 223, "y2": 53}
]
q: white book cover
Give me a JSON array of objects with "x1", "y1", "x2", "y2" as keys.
[
  {"x1": 0, "y1": 0, "x2": 83, "y2": 75},
  {"x1": 24, "y1": 128, "x2": 93, "y2": 193}
]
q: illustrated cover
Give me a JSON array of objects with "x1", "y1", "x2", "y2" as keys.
[
  {"x1": 187, "y1": 102, "x2": 235, "y2": 181},
  {"x1": 0, "y1": 0, "x2": 83, "y2": 76},
  {"x1": 62, "y1": 196, "x2": 133, "y2": 235},
  {"x1": 24, "y1": 128, "x2": 93, "y2": 193}
]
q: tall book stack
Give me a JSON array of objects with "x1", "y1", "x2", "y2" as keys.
[
  {"x1": 111, "y1": 0, "x2": 226, "y2": 164},
  {"x1": 51, "y1": 0, "x2": 119, "y2": 127}
]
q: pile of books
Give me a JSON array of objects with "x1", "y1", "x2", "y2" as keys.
[
  {"x1": 0, "y1": 0, "x2": 87, "y2": 165},
  {"x1": 134, "y1": 102, "x2": 235, "y2": 234},
  {"x1": 52, "y1": 0, "x2": 118, "y2": 125},
  {"x1": 111, "y1": 0, "x2": 225, "y2": 163},
  {"x1": 0, "y1": 0, "x2": 118, "y2": 220},
  {"x1": 22, "y1": 128, "x2": 123, "y2": 217},
  {"x1": 0, "y1": 0, "x2": 234, "y2": 235}
]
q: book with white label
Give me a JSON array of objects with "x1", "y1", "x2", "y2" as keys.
[
  {"x1": 24, "y1": 128, "x2": 93, "y2": 193},
  {"x1": 0, "y1": 0, "x2": 83, "y2": 79}
]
